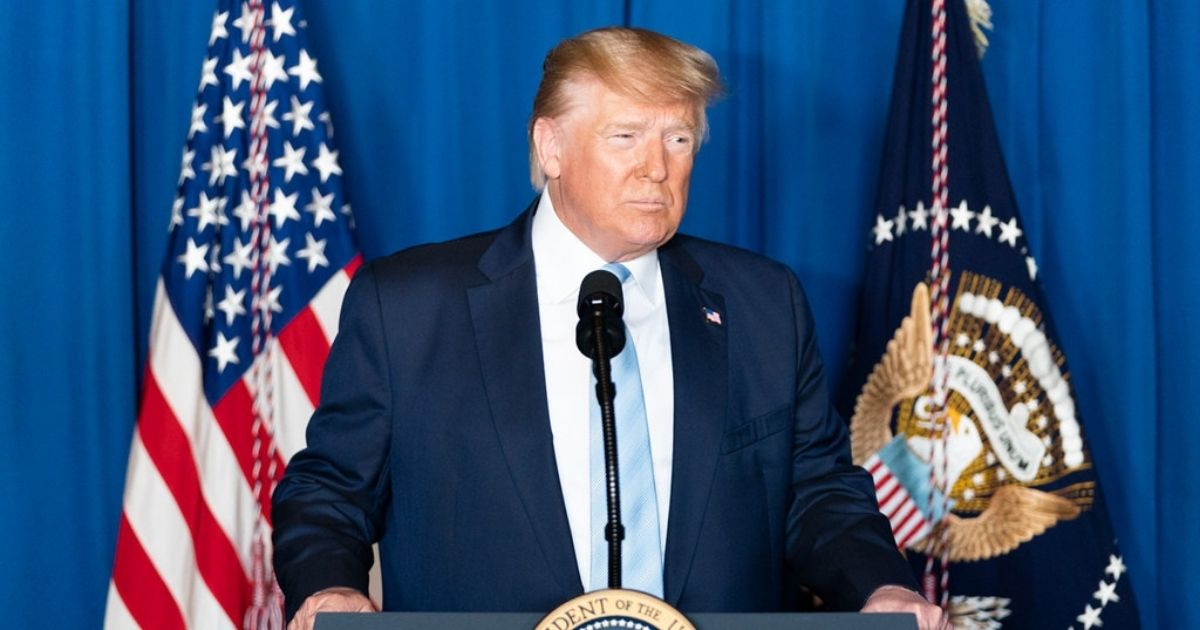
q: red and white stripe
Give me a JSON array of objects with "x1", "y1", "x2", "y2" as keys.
[
  {"x1": 865, "y1": 454, "x2": 933, "y2": 551},
  {"x1": 925, "y1": 0, "x2": 953, "y2": 607},
  {"x1": 104, "y1": 257, "x2": 361, "y2": 630}
]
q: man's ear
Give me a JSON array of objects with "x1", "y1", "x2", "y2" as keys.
[{"x1": 532, "y1": 117, "x2": 563, "y2": 180}]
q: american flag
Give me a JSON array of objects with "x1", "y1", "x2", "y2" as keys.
[
  {"x1": 863, "y1": 451, "x2": 932, "y2": 550},
  {"x1": 105, "y1": 1, "x2": 360, "y2": 628}
]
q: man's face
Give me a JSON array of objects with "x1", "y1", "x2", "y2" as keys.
[{"x1": 537, "y1": 79, "x2": 698, "y2": 262}]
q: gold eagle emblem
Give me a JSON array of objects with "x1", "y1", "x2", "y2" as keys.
[{"x1": 850, "y1": 282, "x2": 1082, "y2": 561}]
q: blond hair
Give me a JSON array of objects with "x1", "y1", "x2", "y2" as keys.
[{"x1": 527, "y1": 27, "x2": 724, "y2": 190}]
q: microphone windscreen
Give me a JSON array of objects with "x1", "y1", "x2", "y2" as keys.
[
  {"x1": 575, "y1": 269, "x2": 626, "y2": 359},
  {"x1": 576, "y1": 269, "x2": 623, "y2": 318}
]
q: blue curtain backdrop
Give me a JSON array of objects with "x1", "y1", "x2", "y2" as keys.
[{"x1": 0, "y1": 2, "x2": 1194, "y2": 628}]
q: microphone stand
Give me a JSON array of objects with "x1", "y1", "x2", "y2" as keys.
[{"x1": 590, "y1": 312, "x2": 624, "y2": 589}]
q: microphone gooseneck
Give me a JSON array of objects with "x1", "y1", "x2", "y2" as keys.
[{"x1": 575, "y1": 269, "x2": 626, "y2": 589}]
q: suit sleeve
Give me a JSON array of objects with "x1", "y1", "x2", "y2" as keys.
[
  {"x1": 782, "y1": 271, "x2": 918, "y2": 610},
  {"x1": 272, "y1": 263, "x2": 393, "y2": 621}
]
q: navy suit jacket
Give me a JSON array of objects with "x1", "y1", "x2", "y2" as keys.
[{"x1": 272, "y1": 201, "x2": 915, "y2": 620}]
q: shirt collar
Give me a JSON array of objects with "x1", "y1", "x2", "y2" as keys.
[{"x1": 531, "y1": 192, "x2": 663, "y2": 307}]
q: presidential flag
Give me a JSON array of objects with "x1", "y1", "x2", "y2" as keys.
[
  {"x1": 105, "y1": 1, "x2": 360, "y2": 628},
  {"x1": 838, "y1": 1, "x2": 1139, "y2": 628}
]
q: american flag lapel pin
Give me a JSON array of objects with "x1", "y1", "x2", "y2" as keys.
[{"x1": 703, "y1": 306, "x2": 722, "y2": 326}]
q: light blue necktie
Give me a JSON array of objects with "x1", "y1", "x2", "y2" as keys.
[{"x1": 588, "y1": 263, "x2": 663, "y2": 597}]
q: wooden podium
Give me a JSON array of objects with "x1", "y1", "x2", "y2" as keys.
[{"x1": 314, "y1": 611, "x2": 918, "y2": 629}]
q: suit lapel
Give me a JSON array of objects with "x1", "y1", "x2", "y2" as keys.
[
  {"x1": 658, "y1": 241, "x2": 728, "y2": 605},
  {"x1": 467, "y1": 204, "x2": 583, "y2": 596}
]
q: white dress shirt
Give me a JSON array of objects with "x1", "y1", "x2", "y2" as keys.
[{"x1": 531, "y1": 192, "x2": 675, "y2": 587}]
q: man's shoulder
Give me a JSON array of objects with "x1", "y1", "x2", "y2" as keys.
[
  {"x1": 668, "y1": 233, "x2": 796, "y2": 283},
  {"x1": 362, "y1": 226, "x2": 506, "y2": 286}
]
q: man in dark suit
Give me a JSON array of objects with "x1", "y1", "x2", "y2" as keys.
[{"x1": 273, "y1": 26, "x2": 946, "y2": 630}]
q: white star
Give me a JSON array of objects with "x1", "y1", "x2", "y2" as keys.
[
  {"x1": 208, "y1": 240, "x2": 223, "y2": 273},
  {"x1": 232, "y1": 1, "x2": 255, "y2": 42},
  {"x1": 318, "y1": 111, "x2": 334, "y2": 137},
  {"x1": 260, "y1": 48, "x2": 289, "y2": 90},
  {"x1": 188, "y1": 102, "x2": 208, "y2": 139},
  {"x1": 311, "y1": 143, "x2": 343, "y2": 182},
  {"x1": 267, "y1": 235, "x2": 291, "y2": 272},
  {"x1": 894, "y1": 204, "x2": 907, "y2": 237},
  {"x1": 255, "y1": 284, "x2": 284, "y2": 314},
  {"x1": 187, "y1": 191, "x2": 223, "y2": 232},
  {"x1": 209, "y1": 10, "x2": 229, "y2": 45},
  {"x1": 288, "y1": 49, "x2": 322, "y2": 90},
  {"x1": 177, "y1": 238, "x2": 210, "y2": 279},
  {"x1": 198, "y1": 57, "x2": 219, "y2": 92},
  {"x1": 1026, "y1": 255, "x2": 1039, "y2": 280},
  {"x1": 273, "y1": 142, "x2": 308, "y2": 182},
  {"x1": 908, "y1": 201, "x2": 928, "y2": 231},
  {"x1": 216, "y1": 286, "x2": 247, "y2": 326},
  {"x1": 270, "y1": 1, "x2": 296, "y2": 41},
  {"x1": 950, "y1": 200, "x2": 975, "y2": 231},
  {"x1": 998, "y1": 217, "x2": 1023, "y2": 247},
  {"x1": 178, "y1": 149, "x2": 195, "y2": 184},
  {"x1": 1094, "y1": 581, "x2": 1120, "y2": 607},
  {"x1": 1105, "y1": 555, "x2": 1126, "y2": 580},
  {"x1": 341, "y1": 203, "x2": 355, "y2": 229},
  {"x1": 1076, "y1": 604, "x2": 1103, "y2": 630},
  {"x1": 269, "y1": 188, "x2": 300, "y2": 227},
  {"x1": 872, "y1": 214, "x2": 894, "y2": 245},
  {"x1": 224, "y1": 47, "x2": 255, "y2": 90},
  {"x1": 244, "y1": 150, "x2": 268, "y2": 179},
  {"x1": 261, "y1": 98, "x2": 280, "y2": 129},
  {"x1": 216, "y1": 96, "x2": 245, "y2": 139},
  {"x1": 282, "y1": 95, "x2": 314, "y2": 136},
  {"x1": 296, "y1": 233, "x2": 329, "y2": 273},
  {"x1": 208, "y1": 332, "x2": 240, "y2": 373},
  {"x1": 170, "y1": 197, "x2": 184, "y2": 229},
  {"x1": 232, "y1": 190, "x2": 258, "y2": 231},
  {"x1": 975, "y1": 204, "x2": 1000, "y2": 237},
  {"x1": 305, "y1": 187, "x2": 336, "y2": 227},
  {"x1": 203, "y1": 144, "x2": 238, "y2": 186},
  {"x1": 223, "y1": 237, "x2": 255, "y2": 280},
  {"x1": 203, "y1": 284, "x2": 215, "y2": 322}
]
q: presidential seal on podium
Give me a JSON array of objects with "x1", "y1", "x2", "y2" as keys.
[{"x1": 536, "y1": 590, "x2": 693, "y2": 630}]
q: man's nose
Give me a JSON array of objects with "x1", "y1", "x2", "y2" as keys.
[{"x1": 638, "y1": 139, "x2": 668, "y2": 182}]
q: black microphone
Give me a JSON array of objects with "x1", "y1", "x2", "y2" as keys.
[
  {"x1": 575, "y1": 269, "x2": 626, "y2": 360},
  {"x1": 575, "y1": 268, "x2": 627, "y2": 589}
]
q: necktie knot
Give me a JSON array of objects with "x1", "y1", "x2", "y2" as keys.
[{"x1": 603, "y1": 262, "x2": 631, "y2": 284}]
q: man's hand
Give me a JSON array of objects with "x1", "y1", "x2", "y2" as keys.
[
  {"x1": 861, "y1": 584, "x2": 949, "y2": 630},
  {"x1": 287, "y1": 587, "x2": 377, "y2": 630}
]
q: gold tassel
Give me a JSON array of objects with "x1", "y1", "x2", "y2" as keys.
[{"x1": 964, "y1": 0, "x2": 994, "y2": 58}]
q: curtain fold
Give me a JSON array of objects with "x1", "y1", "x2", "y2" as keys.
[{"x1": 0, "y1": 2, "x2": 1192, "y2": 627}]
